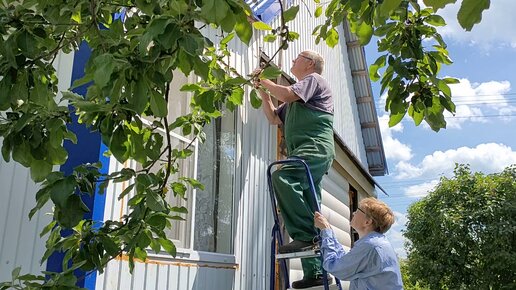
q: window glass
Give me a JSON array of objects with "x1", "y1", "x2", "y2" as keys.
[{"x1": 194, "y1": 111, "x2": 236, "y2": 254}]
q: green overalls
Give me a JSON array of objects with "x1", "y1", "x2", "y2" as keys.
[{"x1": 272, "y1": 102, "x2": 335, "y2": 279}]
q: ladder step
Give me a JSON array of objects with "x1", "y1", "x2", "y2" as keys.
[
  {"x1": 287, "y1": 284, "x2": 340, "y2": 290},
  {"x1": 276, "y1": 249, "x2": 321, "y2": 259}
]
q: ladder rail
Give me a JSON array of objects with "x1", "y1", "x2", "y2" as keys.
[{"x1": 267, "y1": 158, "x2": 342, "y2": 290}]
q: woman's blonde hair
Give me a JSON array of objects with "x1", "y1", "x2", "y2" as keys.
[{"x1": 359, "y1": 197, "x2": 395, "y2": 234}]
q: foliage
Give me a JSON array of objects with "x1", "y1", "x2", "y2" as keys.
[
  {"x1": 314, "y1": 0, "x2": 490, "y2": 131},
  {"x1": 0, "y1": 0, "x2": 494, "y2": 287},
  {"x1": 404, "y1": 164, "x2": 516, "y2": 289},
  {"x1": 399, "y1": 259, "x2": 430, "y2": 290},
  {"x1": 0, "y1": 0, "x2": 286, "y2": 287}
]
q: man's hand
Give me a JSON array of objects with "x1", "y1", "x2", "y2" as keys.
[
  {"x1": 314, "y1": 211, "x2": 331, "y2": 230},
  {"x1": 251, "y1": 68, "x2": 262, "y2": 88}
]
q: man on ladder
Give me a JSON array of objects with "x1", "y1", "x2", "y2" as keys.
[{"x1": 254, "y1": 50, "x2": 335, "y2": 289}]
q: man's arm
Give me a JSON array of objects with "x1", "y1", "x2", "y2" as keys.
[
  {"x1": 257, "y1": 89, "x2": 282, "y2": 125},
  {"x1": 259, "y1": 79, "x2": 300, "y2": 103}
]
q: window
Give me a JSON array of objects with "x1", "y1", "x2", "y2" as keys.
[
  {"x1": 134, "y1": 72, "x2": 238, "y2": 254},
  {"x1": 166, "y1": 77, "x2": 237, "y2": 254},
  {"x1": 349, "y1": 186, "x2": 359, "y2": 245},
  {"x1": 194, "y1": 112, "x2": 237, "y2": 254}
]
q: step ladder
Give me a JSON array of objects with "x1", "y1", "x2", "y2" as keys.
[{"x1": 267, "y1": 158, "x2": 342, "y2": 290}]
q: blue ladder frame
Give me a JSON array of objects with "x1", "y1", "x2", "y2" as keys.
[{"x1": 267, "y1": 158, "x2": 342, "y2": 290}]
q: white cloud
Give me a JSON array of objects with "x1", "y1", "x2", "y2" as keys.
[
  {"x1": 378, "y1": 114, "x2": 413, "y2": 162},
  {"x1": 395, "y1": 143, "x2": 516, "y2": 179},
  {"x1": 403, "y1": 180, "x2": 440, "y2": 198},
  {"x1": 385, "y1": 211, "x2": 409, "y2": 258},
  {"x1": 430, "y1": 0, "x2": 516, "y2": 49},
  {"x1": 444, "y1": 79, "x2": 514, "y2": 129}
]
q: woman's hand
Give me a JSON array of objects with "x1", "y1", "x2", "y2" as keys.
[{"x1": 314, "y1": 211, "x2": 331, "y2": 230}]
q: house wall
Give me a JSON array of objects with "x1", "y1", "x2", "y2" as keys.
[
  {"x1": 0, "y1": 1, "x2": 375, "y2": 289},
  {"x1": 0, "y1": 51, "x2": 74, "y2": 281},
  {"x1": 96, "y1": 1, "x2": 372, "y2": 289}
]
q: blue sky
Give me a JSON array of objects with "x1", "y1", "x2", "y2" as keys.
[{"x1": 367, "y1": 0, "x2": 516, "y2": 258}]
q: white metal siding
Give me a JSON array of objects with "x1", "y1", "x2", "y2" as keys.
[{"x1": 0, "y1": 51, "x2": 74, "y2": 280}]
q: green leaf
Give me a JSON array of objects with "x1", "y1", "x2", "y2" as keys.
[
  {"x1": 180, "y1": 83, "x2": 202, "y2": 92},
  {"x1": 325, "y1": 28, "x2": 339, "y2": 48},
  {"x1": 134, "y1": 247, "x2": 148, "y2": 262},
  {"x1": 181, "y1": 177, "x2": 205, "y2": 190},
  {"x1": 443, "y1": 77, "x2": 460, "y2": 84},
  {"x1": 132, "y1": 78, "x2": 149, "y2": 114},
  {"x1": 439, "y1": 96, "x2": 456, "y2": 113},
  {"x1": 437, "y1": 79, "x2": 452, "y2": 98},
  {"x1": 282, "y1": 5, "x2": 300, "y2": 22},
  {"x1": 260, "y1": 66, "x2": 282, "y2": 80},
  {"x1": 235, "y1": 13, "x2": 252, "y2": 45},
  {"x1": 150, "y1": 91, "x2": 168, "y2": 118},
  {"x1": 252, "y1": 21, "x2": 272, "y2": 31},
  {"x1": 99, "y1": 235, "x2": 119, "y2": 256},
  {"x1": 194, "y1": 90, "x2": 216, "y2": 113},
  {"x1": 110, "y1": 126, "x2": 130, "y2": 163},
  {"x1": 93, "y1": 54, "x2": 116, "y2": 89},
  {"x1": 228, "y1": 87, "x2": 244, "y2": 106},
  {"x1": 146, "y1": 192, "x2": 166, "y2": 212},
  {"x1": 147, "y1": 215, "x2": 167, "y2": 230},
  {"x1": 201, "y1": 0, "x2": 230, "y2": 24},
  {"x1": 11, "y1": 267, "x2": 21, "y2": 280},
  {"x1": 388, "y1": 110, "x2": 406, "y2": 127},
  {"x1": 315, "y1": 6, "x2": 323, "y2": 18},
  {"x1": 408, "y1": 103, "x2": 424, "y2": 126},
  {"x1": 422, "y1": 0, "x2": 457, "y2": 10},
  {"x1": 249, "y1": 89, "x2": 262, "y2": 109},
  {"x1": 171, "y1": 206, "x2": 188, "y2": 214},
  {"x1": 49, "y1": 176, "x2": 76, "y2": 209},
  {"x1": 158, "y1": 238, "x2": 177, "y2": 257},
  {"x1": 150, "y1": 237, "x2": 161, "y2": 253},
  {"x1": 171, "y1": 182, "x2": 187, "y2": 198},
  {"x1": 220, "y1": 11, "x2": 236, "y2": 33},
  {"x1": 0, "y1": 76, "x2": 12, "y2": 110},
  {"x1": 30, "y1": 160, "x2": 52, "y2": 182},
  {"x1": 457, "y1": 0, "x2": 490, "y2": 31},
  {"x1": 263, "y1": 34, "x2": 277, "y2": 42},
  {"x1": 379, "y1": 0, "x2": 403, "y2": 16},
  {"x1": 356, "y1": 22, "x2": 373, "y2": 45},
  {"x1": 55, "y1": 194, "x2": 89, "y2": 228},
  {"x1": 17, "y1": 30, "x2": 38, "y2": 57},
  {"x1": 424, "y1": 14, "x2": 446, "y2": 26},
  {"x1": 220, "y1": 32, "x2": 235, "y2": 45}
]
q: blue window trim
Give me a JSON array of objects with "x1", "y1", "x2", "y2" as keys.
[
  {"x1": 246, "y1": 0, "x2": 290, "y2": 24},
  {"x1": 44, "y1": 12, "x2": 123, "y2": 287}
]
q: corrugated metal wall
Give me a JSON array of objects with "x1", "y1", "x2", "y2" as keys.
[
  {"x1": 0, "y1": 160, "x2": 51, "y2": 279},
  {"x1": 0, "y1": 51, "x2": 74, "y2": 280},
  {"x1": 0, "y1": 1, "x2": 370, "y2": 288},
  {"x1": 97, "y1": 0, "x2": 365, "y2": 289},
  {"x1": 260, "y1": 0, "x2": 368, "y2": 165}
]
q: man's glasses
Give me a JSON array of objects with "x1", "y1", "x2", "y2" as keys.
[
  {"x1": 298, "y1": 54, "x2": 313, "y2": 61},
  {"x1": 293, "y1": 54, "x2": 314, "y2": 62}
]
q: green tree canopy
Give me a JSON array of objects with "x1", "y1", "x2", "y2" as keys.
[
  {"x1": 0, "y1": 0, "x2": 494, "y2": 288},
  {"x1": 404, "y1": 164, "x2": 516, "y2": 289}
]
